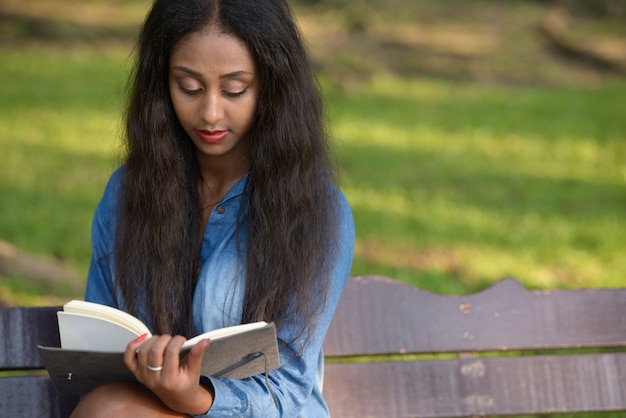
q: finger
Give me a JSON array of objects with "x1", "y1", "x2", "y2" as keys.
[
  {"x1": 124, "y1": 333, "x2": 150, "y2": 373},
  {"x1": 145, "y1": 335, "x2": 172, "y2": 374},
  {"x1": 185, "y1": 339, "x2": 211, "y2": 374},
  {"x1": 160, "y1": 335, "x2": 187, "y2": 379}
]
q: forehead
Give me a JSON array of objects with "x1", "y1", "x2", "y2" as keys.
[{"x1": 170, "y1": 29, "x2": 255, "y2": 73}]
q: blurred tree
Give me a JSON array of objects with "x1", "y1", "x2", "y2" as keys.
[
  {"x1": 526, "y1": 0, "x2": 626, "y2": 19},
  {"x1": 560, "y1": 0, "x2": 626, "y2": 18}
]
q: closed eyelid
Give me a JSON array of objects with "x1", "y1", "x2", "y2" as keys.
[
  {"x1": 177, "y1": 76, "x2": 202, "y2": 89},
  {"x1": 223, "y1": 88, "x2": 248, "y2": 98},
  {"x1": 176, "y1": 84, "x2": 247, "y2": 98},
  {"x1": 222, "y1": 78, "x2": 248, "y2": 91}
]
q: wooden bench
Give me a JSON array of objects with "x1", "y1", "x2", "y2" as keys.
[
  {"x1": 2, "y1": 275, "x2": 625, "y2": 417},
  {"x1": 322, "y1": 275, "x2": 626, "y2": 417},
  {"x1": 0, "y1": 307, "x2": 79, "y2": 416}
]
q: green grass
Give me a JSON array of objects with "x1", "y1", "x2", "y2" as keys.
[
  {"x1": 325, "y1": 75, "x2": 626, "y2": 294},
  {"x1": 0, "y1": 46, "x2": 127, "y2": 289},
  {"x1": 1, "y1": 1, "x2": 625, "y2": 305},
  {"x1": 2, "y1": 46, "x2": 624, "y2": 304},
  {"x1": 1, "y1": 5, "x2": 624, "y2": 418}
]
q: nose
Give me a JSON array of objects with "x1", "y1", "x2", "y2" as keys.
[{"x1": 201, "y1": 91, "x2": 224, "y2": 126}]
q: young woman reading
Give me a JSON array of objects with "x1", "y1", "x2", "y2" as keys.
[{"x1": 70, "y1": 0, "x2": 355, "y2": 416}]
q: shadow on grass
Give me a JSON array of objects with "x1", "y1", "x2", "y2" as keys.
[
  {"x1": 0, "y1": 12, "x2": 139, "y2": 44},
  {"x1": 343, "y1": 140, "x2": 624, "y2": 272},
  {"x1": 327, "y1": 84, "x2": 625, "y2": 145},
  {"x1": 329, "y1": 81, "x2": 625, "y2": 292},
  {"x1": 342, "y1": 139, "x2": 624, "y2": 219}
]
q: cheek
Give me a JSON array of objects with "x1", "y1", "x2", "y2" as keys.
[
  {"x1": 242, "y1": 103, "x2": 257, "y2": 127},
  {"x1": 170, "y1": 96, "x2": 193, "y2": 127},
  {"x1": 240, "y1": 95, "x2": 259, "y2": 129}
]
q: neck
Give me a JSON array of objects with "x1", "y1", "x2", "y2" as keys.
[{"x1": 195, "y1": 151, "x2": 250, "y2": 205}]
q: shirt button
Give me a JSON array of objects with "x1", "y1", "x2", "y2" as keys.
[{"x1": 216, "y1": 206, "x2": 225, "y2": 215}]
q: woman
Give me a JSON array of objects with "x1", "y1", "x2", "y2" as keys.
[{"x1": 71, "y1": 0, "x2": 355, "y2": 416}]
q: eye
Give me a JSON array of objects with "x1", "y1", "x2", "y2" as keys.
[
  {"x1": 178, "y1": 85, "x2": 203, "y2": 96},
  {"x1": 223, "y1": 88, "x2": 248, "y2": 98}
]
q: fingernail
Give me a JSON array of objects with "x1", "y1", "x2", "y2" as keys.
[{"x1": 135, "y1": 333, "x2": 148, "y2": 343}]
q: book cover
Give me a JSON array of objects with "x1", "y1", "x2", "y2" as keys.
[{"x1": 37, "y1": 301, "x2": 280, "y2": 395}]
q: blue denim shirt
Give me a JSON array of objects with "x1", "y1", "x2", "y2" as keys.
[{"x1": 85, "y1": 168, "x2": 355, "y2": 417}]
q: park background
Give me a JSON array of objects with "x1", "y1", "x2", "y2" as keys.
[{"x1": 0, "y1": 0, "x2": 625, "y2": 306}]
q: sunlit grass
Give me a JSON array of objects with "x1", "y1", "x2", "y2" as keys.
[
  {"x1": 1, "y1": 7, "x2": 623, "y2": 418},
  {"x1": 1, "y1": 43, "x2": 625, "y2": 304},
  {"x1": 0, "y1": 47, "x2": 125, "y2": 277},
  {"x1": 327, "y1": 75, "x2": 626, "y2": 293}
]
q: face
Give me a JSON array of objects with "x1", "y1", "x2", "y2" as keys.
[{"x1": 169, "y1": 29, "x2": 259, "y2": 165}]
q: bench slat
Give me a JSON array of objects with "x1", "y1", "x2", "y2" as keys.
[
  {"x1": 323, "y1": 276, "x2": 626, "y2": 357},
  {"x1": 0, "y1": 376, "x2": 79, "y2": 417},
  {"x1": 324, "y1": 352, "x2": 626, "y2": 417},
  {"x1": 0, "y1": 307, "x2": 62, "y2": 370},
  {"x1": 0, "y1": 307, "x2": 61, "y2": 370}
]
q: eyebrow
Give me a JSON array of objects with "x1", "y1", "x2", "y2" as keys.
[{"x1": 172, "y1": 66, "x2": 253, "y2": 80}]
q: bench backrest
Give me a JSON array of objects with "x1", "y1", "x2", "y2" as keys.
[
  {"x1": 2, "y1": 277, "x2": 624, "y2": 417},
  {"x1": 322, "y1": 275, "x2": 626, "y2": 417},
  {"x1": 0, "y1": 307, "x2": 79, "y2": 417}
]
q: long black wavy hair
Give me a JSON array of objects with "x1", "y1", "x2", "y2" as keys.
[{"x1": 116, "y1": 0, "x2": 338, "y2": 341}]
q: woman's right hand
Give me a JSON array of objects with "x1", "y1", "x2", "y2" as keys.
[{"x1": 125, "y1": 334, "x2": 214, "y2": 415}]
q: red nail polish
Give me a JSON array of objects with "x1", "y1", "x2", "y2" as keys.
[{"x1": 135, "y1": 333, "x2": 148, "y2": 343}]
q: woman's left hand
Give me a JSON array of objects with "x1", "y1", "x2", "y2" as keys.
[{"x1": 124, "y1": 334, "x2": 214, "y2": 415}]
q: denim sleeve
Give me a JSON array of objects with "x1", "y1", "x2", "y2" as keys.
[
  {"x1": 195, "y1": 191, "x2": 355, "y2": 418},
  {"x1": 84, "y1": 169, "x2": 123, "y2": 308}
]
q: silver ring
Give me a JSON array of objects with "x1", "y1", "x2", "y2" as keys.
[{"x1": 147, "y1": 365, "x2": 163, "y2": 372}]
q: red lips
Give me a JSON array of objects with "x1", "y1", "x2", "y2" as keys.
[{"x1": 197, "y1": 130, "x2": 228, "y2": 144}]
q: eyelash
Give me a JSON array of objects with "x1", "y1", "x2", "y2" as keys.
[
  {"x1": 178, "y1": 85, "x2": 247, "y2": 98},
  {"x1": 178, "y1": 86, "x2": 201, "y2": 96},
  {"x1": 223, "y1": 89, "x2": 248, "y2": 98}
]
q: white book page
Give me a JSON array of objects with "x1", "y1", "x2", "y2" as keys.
[
  {"x1": 63, "y1": 300, "x2": 150, "y2": 336},
  {"x1": 58, "y1": 312, "x2": 149, "y2": 352},
  {"x1": 183, "y1": 321, "x2": 268, "y2": 348}
]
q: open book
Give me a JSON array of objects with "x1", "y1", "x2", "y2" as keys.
[{"x1": 38, "y1": 300, "x2": 280, "y2": 395}]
